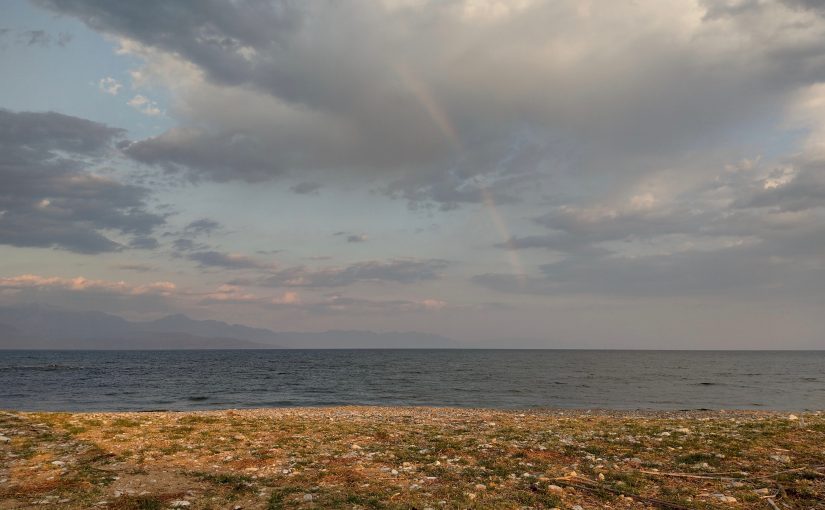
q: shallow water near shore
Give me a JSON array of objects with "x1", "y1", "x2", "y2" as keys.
[{"x1": 1, "y1": 349, "x2": 823, "y2": 411}]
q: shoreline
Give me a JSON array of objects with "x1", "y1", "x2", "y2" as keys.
[
  {"x1": 1, "y1": 407, "x2": 823, "y2": 508},
  {"x1": 3, "y1": 405, "x2": 818, "y2": 415},
  {"x1": 3, "y1": 405, "x2": 820, "y2": 415}
]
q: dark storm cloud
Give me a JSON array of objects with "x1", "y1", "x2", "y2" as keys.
[
  {"x1": 241, "y1": 258, "x2": 450, "y2": 288},
  {"x1": 0, "y1": 109, "x2": 165, "y2": 253}
]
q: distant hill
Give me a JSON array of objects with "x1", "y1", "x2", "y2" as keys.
[
  {"x1": 0, "y1": 305, "x2": 459, "y2": 349},
  {"x1": 139, "y1": 313, "x2": 279, "y2": 343}
]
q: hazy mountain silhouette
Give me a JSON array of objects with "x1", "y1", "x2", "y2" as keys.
[{"x1": 0, "y1": 305, "x2": 459, "y2": 349}]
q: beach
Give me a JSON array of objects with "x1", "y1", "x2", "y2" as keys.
[{"x1": 1, "y1": 407, "x2": 823, "y2": 509}]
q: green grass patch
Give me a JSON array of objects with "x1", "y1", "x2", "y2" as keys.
[{"x1": 195, "y1": 472, "x2": 255, "y2": 493}]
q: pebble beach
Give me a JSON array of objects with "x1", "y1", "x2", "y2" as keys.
[{"x1": 1, "y1": 407, "x2": 823, "y2": 509}]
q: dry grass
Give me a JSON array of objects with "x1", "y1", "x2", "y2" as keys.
[{"x1": 0, "y1": 408, "x2": 823, "y2": 509}]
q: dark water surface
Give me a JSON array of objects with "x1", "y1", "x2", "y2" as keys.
[{"x1": 1, "y1": 350, "x2": 823, "y2": 411}]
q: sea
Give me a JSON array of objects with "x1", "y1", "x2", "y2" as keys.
[{"x1": 1, "y1": 350, "x2": 823, "y2": 411}]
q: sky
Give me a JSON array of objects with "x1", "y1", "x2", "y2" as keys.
[{"x1": 1, "y1": 0, "x2": 825, "y2": 348}]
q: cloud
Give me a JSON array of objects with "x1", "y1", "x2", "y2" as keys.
[
  {"x1": 0, "y1": 272, "x2": 447, "y2": 319},
  {"x1": 199, "y1": 286, "x2": 447, "y2": 315},
  {"x1": 0, "y1": 109, "x2": 166, "y2": 253},
  {"x1": 240, "y1": 258, "x2": 449, "y2": 288},
  {"x1": 0, "y1": 273, "x2": 180, "y2": 316},
  {"x1": 128, "y1": 235, "x2": 159, "y2": 249},
  {"x1": 199, "y1": 284, "x2": 268, "y2": 304},
  {"x1": 164, "y1": 218, "x2": 223, "y2": 254},
  {"x1": 98, "y1": 77, "x2": 123, "y2": 95},
  {"x1": 188, "y1": 250, "x2": 272, "y2": 270},
  {"x1": 35, "y1": 0, "x2": 825, "y2": 207},
  {"x1": 333, "y1": 231, "x2": 368, "y2": 243},
  {"x1": 170, "y1": 238, "x2": 205, "y2": 252},
  {"x1": 183, "y1": 218, "x2": 221, "y2": 236},
  {"x1": 21, "y1": 0, "x2": 825, "y2": 329},
  {"x1": 293, "y1": 294, "x2": 448, "y2": 315},
  {"x1": 114, "y1": 264, "x2": 155, "y2": 273},
  {"x1": 0, "y1": 28, "x2": 72, "y2": 48},
  {"x1": 0, "y1": 274, "x2": 175, "y2": 296},
  {"x1": 290, "y1": 181, "x2": 322, "y2": 195},
  {"x1": 477, "y1": 97, "x2": 825, "y2": 299},
  {"x1": 127, "y1": 94, "x2": 163, "y2": 116},
  {"x1": 21, "y1": 29, "x2": 50, "y2": 47},
  {"x1": 480, "y1": 187, "x2": 825, "y2": 299},
  {"x1": 478, "y1": 234, "x2": 825, "y2": 298}
]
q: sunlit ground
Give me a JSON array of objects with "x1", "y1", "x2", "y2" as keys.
[{"x1": 1, "y1": 408, "x2": 823, "y2": 509}]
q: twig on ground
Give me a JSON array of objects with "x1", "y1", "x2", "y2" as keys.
[
  {"x1": 638, "y1": 469, "x2": 743, "y2": 480},
  {"x1": 553, "y1": 477, "x2": 697, "y2": 510}
]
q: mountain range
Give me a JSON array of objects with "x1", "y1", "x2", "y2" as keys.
[{"x1": 0, "y1": 305, "x2": 459, "y2": 349}]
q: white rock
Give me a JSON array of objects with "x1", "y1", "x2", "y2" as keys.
[
  {"x1": 788, "y1": 414, "x2": 799, "y2": 421},
  {"x1": 547, "y1": 485, "x2": 564, "y2": 494},
  {"x1": 302, "y1": 494, "x2": 313, "y2": 502},
  {"x1": 170, "y1": 501, "x2": 190, "y2": 508},
  {"x1": 0, "y1": 435, "x2": 10, "y2": 443}
]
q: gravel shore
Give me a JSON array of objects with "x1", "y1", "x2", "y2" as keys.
[{"x1": 1, "y1": 407, "x2": 823, "y2": 509}]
